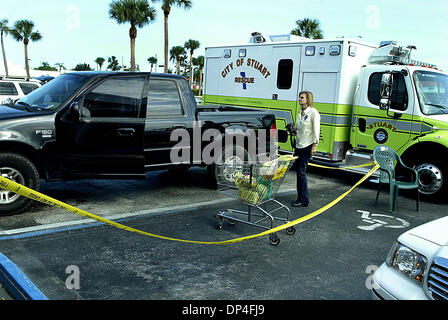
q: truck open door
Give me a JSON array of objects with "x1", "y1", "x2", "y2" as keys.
[{"x1": 55, "y1": 75, "x2": 147, "y2": 178}]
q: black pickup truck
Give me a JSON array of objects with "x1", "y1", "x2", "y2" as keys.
[{"x1": 0, "y1": 72, "x2": 276, "y2": 215}]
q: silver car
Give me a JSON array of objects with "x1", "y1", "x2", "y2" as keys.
[{"x1": 372, "y1": 216, "x2": 448, "y2": 300}]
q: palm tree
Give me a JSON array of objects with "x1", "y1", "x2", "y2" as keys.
[
  {"x1": 192, "y1": 55, "x2": 204, "y2": 95},
  {"x1": 95, "y1": 57, "x2": 106, "y2": 70},
  {"x1": 73, "y1": 63, "x2": 94, "y2": 71},
  {"x1": 147, "y1": 56, "x2": 157, "y2": 72},
  {"x1": 109, "y1": 0, "x2": 156, "y2": 72},
  {"x1": 290, "y1": 18, "x2": 323, "y2": 39},
  {"x1": 184, "y1": 39, "x2": 200, "y2": 87},
  {"x1": 179, "y1": 54, "x2": 188, "y2": 75},
  {"x1": 169, "y1": 45, "x2": 185, "y2": 75},
  {"x1": 10, "y1": 20, "x2": 42, "y2": 80},
  {"x1": 0, "y1": 19, "x2": 10, "y2": 77},
  {"x1": 55, "y1": 62, "x2": 65, "y2": 74},
  {"x1": 107, "y1": 56, "x2": 121, "y2": 71},
  {"x1": 152, "y1": 0, "x2": 192, "y2": 73}
]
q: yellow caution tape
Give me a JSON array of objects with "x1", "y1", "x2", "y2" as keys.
[{"x1": 0, "y1": 163, "x2": 380, "y2": 245}]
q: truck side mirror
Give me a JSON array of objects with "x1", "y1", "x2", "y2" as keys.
[
  {"x1": 379, "y1": 73, "x2": 392, "y2": 111},
  {"x1": 69, "y1": 102, "x2": 80, "y2": 121}
]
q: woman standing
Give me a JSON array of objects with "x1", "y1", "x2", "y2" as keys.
[{"x1": 291, "y1": 91, "x2": 320, "y2": 207}]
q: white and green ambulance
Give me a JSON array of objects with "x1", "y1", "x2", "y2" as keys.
[{"x1": 203, "y1": 34, "x2": 448, "y2": 201}]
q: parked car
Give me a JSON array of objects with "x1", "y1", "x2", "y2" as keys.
[
  {"x1": 33, "y1": 75, "x2": 54, "y2": 84},
  {"x1": 0, "y1": 72, "x2": 276, "y2": 215},
  {"x1": 371, "y1": 216, "x2": 448, "y2": 300},
  {"x1": 0, "y1": 78, "x2": 41, "y2": 105}
]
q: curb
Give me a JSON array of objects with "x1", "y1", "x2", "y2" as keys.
[{"x1": 0, "y1": 252, "x2": 48, "y2": 300}]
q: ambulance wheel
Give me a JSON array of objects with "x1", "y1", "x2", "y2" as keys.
[
  {"x1": 413, "y1": 160, "x2": 448, "y2": 201},
  {"x1": 0, "y1": 153, "x2": 40, "y2": 216}
]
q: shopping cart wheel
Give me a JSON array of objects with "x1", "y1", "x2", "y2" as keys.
[
  {"x1": 269, "y1": 233, "x2": 280, "y2": 246},
  {"x1": 286, "y1": 226, "x2": 296, "y2": 235},
  {"x1": 228, "y1": 219, "x2": 237, "y2": 226},
  {"x1": 217, "y1": 217, "x2": 224, "y2": 230}
]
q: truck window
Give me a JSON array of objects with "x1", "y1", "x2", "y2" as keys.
[
  {"x1": 82, "y1": 77, "x2": 144, "y2": 118},
  {"x1": 147, "y1": 79, "x2": 184, "y2": 117},
  {"x1": 414, "y1": 71, "x2": 448, "y2": 115},
  {"x1": 0, "y1": 82, "x2": 18, "y2": 96},
  {"x1": 277, "y1": 59, "x2": 293, "y2": 90},
  {"x1": 19, "y1": 82, "x2": 39, "y2": 95},
  {"x1": 368, "y1": 72, "x2": 408, "y2": 111}
]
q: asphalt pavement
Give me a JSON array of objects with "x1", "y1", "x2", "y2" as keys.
[{"x1": 0, "y1": 165, "x2": 446, "y2": 304}]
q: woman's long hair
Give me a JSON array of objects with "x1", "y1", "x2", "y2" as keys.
[{"x1": 299, "y1": 91, "x2": 314, "y2": 109}]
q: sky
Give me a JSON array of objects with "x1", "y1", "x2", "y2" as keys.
[{"x1": 1, "y1": 0, "x2": 448, "y2": 73}]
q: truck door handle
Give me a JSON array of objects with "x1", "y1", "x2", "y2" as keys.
[
  {"x1": 172, "y1": 123, "x2": 186, "y2": 129},
  {"x1": 116, "y1": 128, "x2": 135, "y2": 136}
]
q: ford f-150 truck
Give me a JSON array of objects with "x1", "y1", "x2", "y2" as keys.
[{"x1": 0, "y1": 72, "x2": 276, "y2": 215}]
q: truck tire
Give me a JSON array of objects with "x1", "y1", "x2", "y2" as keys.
[
  {"x1": 0, "y1": 153, "x2": 40, "y2": 216},
  {"x1": 412, "y1": 160, "x2": 448, "y2": 202},
  {"x1": 207, "y1": 144, "x2": 250, "y2": 189}
]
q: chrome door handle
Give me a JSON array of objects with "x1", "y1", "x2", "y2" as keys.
[{"x1": 116, "y1": 128, "x2": 135, "y2": 136}]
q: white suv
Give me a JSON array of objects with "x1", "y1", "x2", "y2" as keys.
[
  {"x1": 0, "y1": 78, "x2": 41, "y2": 105},
  {"x1": 372, "y1": 216, "x2": 448, "y2": 300}
]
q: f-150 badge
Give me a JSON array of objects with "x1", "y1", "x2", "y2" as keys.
[{"x1": 35, "y1": 129, "x2": 53, "y2": 138}]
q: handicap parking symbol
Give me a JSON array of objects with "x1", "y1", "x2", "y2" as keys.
[{"x1": 357, "y1": 210, "x2": 410, "y2": 231}]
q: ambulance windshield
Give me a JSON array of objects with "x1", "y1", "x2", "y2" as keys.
[{"x1": 413, "y1": 71, "x2": 448, "y2": 115}]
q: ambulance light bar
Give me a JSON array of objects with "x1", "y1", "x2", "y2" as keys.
[
  {"x1": 369, "y1": 55, "x2": 437, "y2": 68},
  {"x1": 369, "y1": 42, "x2": 437, "y2": 69}
]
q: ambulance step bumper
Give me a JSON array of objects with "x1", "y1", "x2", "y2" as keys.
[{"x1": 310, "y1": 150, "x2": 379, "y2": 177}]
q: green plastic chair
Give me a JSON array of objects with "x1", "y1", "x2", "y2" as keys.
[{"x1": 372, "y1": 145, "x2": 419, "y2": 213}]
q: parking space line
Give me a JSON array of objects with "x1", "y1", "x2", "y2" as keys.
[{"x1": 0, "y1": 188, "x2": 297, "y2": 240}]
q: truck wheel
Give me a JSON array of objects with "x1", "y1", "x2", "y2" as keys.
[
  {"x1": 208, "y1": 144, "x2": 250, "y2": 188},
  {"x1": 0, "y1": 153, "x2": 40, "y2": 216},
  {"x1": 411, "y1": 160, "x2": 447, "y2": 202}
]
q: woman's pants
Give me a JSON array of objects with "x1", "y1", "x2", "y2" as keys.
[{"x1": 295, "y1": 145, "x2": 312, "y2": 204}]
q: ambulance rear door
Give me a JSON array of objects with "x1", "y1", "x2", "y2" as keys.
[
  {"x1": 271, "y1": 45, "x2": 302, "y2": 151},
  {"x1": 203, "y1": 49, "x2": 223, "y2": 104}
]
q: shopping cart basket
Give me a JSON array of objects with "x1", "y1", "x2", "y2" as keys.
[{"x1": 216, "y1": 155, "x2": 297, "y2": 245}]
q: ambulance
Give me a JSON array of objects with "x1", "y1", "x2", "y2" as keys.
[{"x1": 202, "y1": 33, "x2": 448, "y2": 201}]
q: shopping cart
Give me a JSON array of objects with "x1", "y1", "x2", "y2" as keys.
[{"x1": 216, "y1": 155, "x2": 297, "y2": 245}]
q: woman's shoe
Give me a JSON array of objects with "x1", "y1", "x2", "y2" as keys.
[{"x1": 291, "y1": 200, "x2": 309, "y2": 207}]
